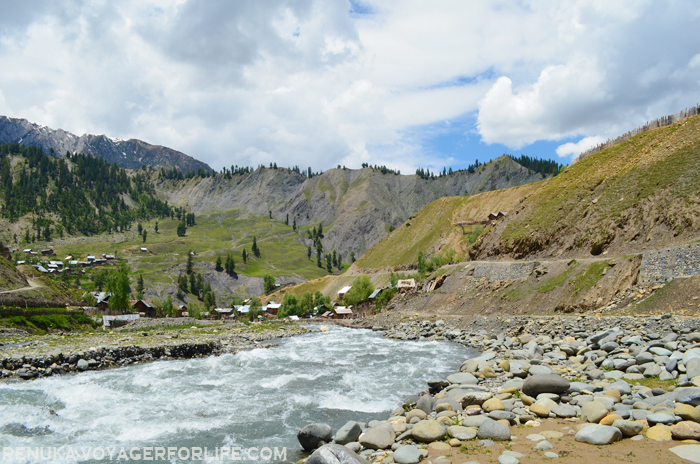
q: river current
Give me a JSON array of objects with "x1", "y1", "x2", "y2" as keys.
[{"x1": 0, "y1": 326, "x2": 474, "y2": 463}]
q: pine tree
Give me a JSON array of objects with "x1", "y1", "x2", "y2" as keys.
[
  {"x1": 187, "y1": 252, "x2": 194, "y2": 274},
  {"x1": 189, "y1": 272, "x2": 197, "y2": 295},
  {"x1": 307, "y1": 246, "x2": 312, "y2": 259},
  {"x1": 285, "y1": 213, "x2": 289, "y2": 226},
  {"x1": 215, "y1": 255, "x2": 223, "y2": 272},
  {"x1": 242, "y1": 249, "x2": 247, "y2": 264},
  {"x1": 155, "y1": 221, "x2": 159, "y2": 233},
  {"x1": 252, "y1": 236, "x2": 260, "y2": 257},
  {"x1": 136, "y1": 274, "x2": 144, "y2": 299},
  {"x1": 292, "y1": 217, "x2": 296, "y2": 231},
  {"x1": 142, "y1": 230, "x2": 147, "y2": 243}
]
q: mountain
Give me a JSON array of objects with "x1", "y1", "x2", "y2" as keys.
[
  {"x1": 0, "y1": 116, "x2": 212, "y2": 173},
  {"x1": 156, "y1": 155, "x2": 549, "y2": 258}
]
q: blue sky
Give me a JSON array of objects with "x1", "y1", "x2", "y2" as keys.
[{"x1": 0, "y1": 1, "x2": 698, "y2": 172}]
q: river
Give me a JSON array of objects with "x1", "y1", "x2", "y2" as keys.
[{"x1": 0, "y1": 325, "x2": 474, "y2": 463}]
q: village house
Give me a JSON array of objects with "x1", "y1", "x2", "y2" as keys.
[
  {"x1": 176, "y1": 304, "x2": 188, "y2": 317},
  {"x1": 215, "y1": 307, "x2": 235, "y2": 319},
  {"x1": 265, "y1": 302, "x2": 282, "y2": 315},
  {"x1": 337, "y1": 286, "x2": 352, "y2": 301},
  {"x1": 94, "y1": 292, "x2": 113, "y2": 313},
  {"x1": 368, "y1": 288, "x2": 384, "y2": 302},
  {"x1": 397, "y1": 279, "x2": 416, "y2": 292},
  {"x1": 333, "y1": 306, "x2": 353, "y2": 319},
  {"x1": 131, "y1": 299, "x2": 156, "y2": 317}
]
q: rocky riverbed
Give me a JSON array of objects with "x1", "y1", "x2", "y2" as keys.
[
  {"x1": 0, "y1": 319, "x2": 309, "y2": 380},
  {"x1": 297, "y1": 315, "x2": 700, "y2": 464}
]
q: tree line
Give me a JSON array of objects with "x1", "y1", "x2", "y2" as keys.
[{"x1": 0, "y1": 143, "x2": 174, "y2": 238}]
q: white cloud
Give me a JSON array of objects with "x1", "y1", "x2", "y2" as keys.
[
  {"x1": 0, "y1": 0, "x2": 699, "y2": 172},
  {"x1": 556, "y1": 136, "x2": 606, "y2": 158}
]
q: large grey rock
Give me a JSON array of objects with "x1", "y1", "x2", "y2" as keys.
[
  {"x1": 462, "y1": 415, "x2": 489, "y2": 428},
  {"x1": 575, "y1": 424, "x2": 622, "y2": 445},
  {"x1": 581, "y1": 401, "x2": 608, "y2": 423},
  {"x1": 298, "y1": 423, "x2": 333, "y2": 451},
  {"x1": 411, "y1": 420, "x2": 446, "y2": 442},
  {"x1": 307, "y1": 444, "x2": 370, "y2": 464},
  {"x1": 669, "y1": 445, "x2": 700, "y2": 464},
  {"x1": 550, "y1": 404, "x2": 577, "y2": 418},
  {"x1": 415, "y1": 395, "x2": 433, "y2": 414},
  {"x1": 335, "y1": 421, "x2": 362, "y2": 445},
  {"x1": 447, "y1": 425, "x2": 477, "y2": 440},
  {"x1": 528, "y1": 365, "x2": 552, "y2": 376},
  {"x1": 428, "y1": 379, "x2": 450, "y2": 390},
  {"x1": 460, "y1": 391, "x2": 493, "y2": 407},
  {"x1": 477, "y1": 418, "x2": 511, "y2": 441},
  {"x1": 644, "y1": 364, "x2": 663, "y2": 377},
  {"x1": 687, "y1": 358, "x2": 700, "y2": 381},
  {"x1": 646, "y1": 413, "x2": 678, "y2": 426},
  {"x1": 674, "y1": 387, "x2": 700, "y2": 406},
  {"x1": 522, "y1": 374, "x2": 570, "y2": 397},
  {"x1": 359, "y1": 427, "x2": 394, "y2": 450},
  {"x1": 393, "y1": 445, "x2": 422, "y2": 464},
  {"x1": 77, "y1": 359, "x2": 89, "y2": 371},
  {"x1": 612, "y1": 419, "x2": 642, "y2": 437},
  {"x1": 447, "y1": 372, "x2": 478, "y2": 384}
]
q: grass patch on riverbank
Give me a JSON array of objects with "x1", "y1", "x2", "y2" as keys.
[
  {"x1": 0, "y1": 314, "x2": 99, "y2": 334},
  {"x1": 622, "y1": 376, "x2": 677, "y2": 390}
]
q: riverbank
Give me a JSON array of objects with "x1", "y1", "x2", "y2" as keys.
[
  {"x1": 297, "y1": 314, "x2": 700, "y2": 464},
  {"x1": 0, "y1": 318, "x2": 309, "y2": 380}
]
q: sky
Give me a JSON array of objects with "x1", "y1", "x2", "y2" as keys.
[{"x1": 0, "y1": 1, "x2": 699, "y2": 173}]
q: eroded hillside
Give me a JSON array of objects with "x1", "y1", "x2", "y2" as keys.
[{"x1": 157, "y1": 155, "x2": 546, "y2": 258}]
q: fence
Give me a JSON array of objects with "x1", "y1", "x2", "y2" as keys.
[{"x1": 573, "y1": 105, "x2": 700, "y2": 164}]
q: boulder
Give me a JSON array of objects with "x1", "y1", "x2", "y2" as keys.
[
  {"x1": 477, "y1": 418, "x2": 511, "y2": 441},
  {"x1": 687, "y1": 358, "x2": 700, "y2": 381},
  {"x1": 574, "y1": 424, "x2": 622, "y2": 445},
  {"x1": 415, "y1": 395, "x2": 433, "y2": 414},
  {"x1": 675, "y1": 403, "x2": 700, "y2": 423},
  {"x1": 406, "y1": 409, "x2": 427, "y2": 422},
  {"x1": 77, "y1": 359, "x2": 89, "y2": 371},
  {"x1": 298, "y1": 423, "x2": 333, "y2": 451},
  {"x1": 482, "y1": 398, "x2": 505, "y2": 412},
  {"x1": 671, "y1": 421, "x2": 700, "y2": 440},
  {"x1": 411, "y1": 420, "x2": 446, "y2": 443},
  {"x1": 307, "y1": 444, "x2": 370, "y2": 464},
  {"x1": 335, "y1": 421, "x2": 362, "y2": 445},
  {"x1": 550, "y1": 404, "x2": 577, "y2": 418},
  {"x1": 447, "y1": 372, "x2": 478, "y2": 384},
  {"x1": 581, "y1": 401, "x2": 608, "y2": 424},
  {"x1": 521, "y1": 374, "x2": 569, "y2": 397},
  {"x1": 646, "y1": 424, "x2": 672, "y2": 442},
  {"x1": 529, "y1": 405, "x2": 549, "y2": 418},
  {"x1": 669, "y1": 445, "x2": 700, "y2": 464},
  {"x1": 460, "y1": 391, "x2": 493, "y2": 407},
  {"x1": 359, "y1": 427, "x2": 394, "y2": 450},
  {"x1": 612, "y1": 419, "x2": 642, "y2": 437},
  {"x1": 393, "y1": 445, "x2": 422, "y2": 464},
  {"x1": 447, "y1": 425, "x2": 477, "y2": 440}
]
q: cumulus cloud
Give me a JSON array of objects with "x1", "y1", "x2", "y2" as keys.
[
  {"x1": 0, "y1": 0, "x2": 699, "y2": 170},
  {"x1": 555, "y1": 136, "x2": 606, "y2": 158}
]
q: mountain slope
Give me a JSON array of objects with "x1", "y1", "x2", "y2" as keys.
[
  {"x1": 0, "y1": 116, "x2": 211, "y2": 173},
  {"x1": 157, "y1": 155, "x2": 548, "y2": 258},
  {"x1": 352, "y1": 113, "x2": 700, "y2": 270}
]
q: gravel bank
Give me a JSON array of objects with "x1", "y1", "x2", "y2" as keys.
[{"x1": 298, "y1": 315, "x2": 700, "y2": 464}]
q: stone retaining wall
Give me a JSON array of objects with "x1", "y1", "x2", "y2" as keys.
[
  {"x1": 470, "y1": 261, "x2": 539, "y2": 281},
  {"x1": 639, "y1": 242, "x2": 700, "y2": 285}
]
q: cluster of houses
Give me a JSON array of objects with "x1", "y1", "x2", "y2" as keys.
[{"x1": 19, "y1": 249, "x2": 117, "y2": 274}]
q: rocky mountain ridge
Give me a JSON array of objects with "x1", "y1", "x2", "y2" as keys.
[{"x1": 0, "y1": 116, "x2": 212, "y2": 173}]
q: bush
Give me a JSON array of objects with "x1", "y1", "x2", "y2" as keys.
[
  {"x1": 375, "y1": 288, "x2": 396, "y2": 309},
  {"x1": 342, "y1": 275, "x2": 374, "y2": 306}
]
